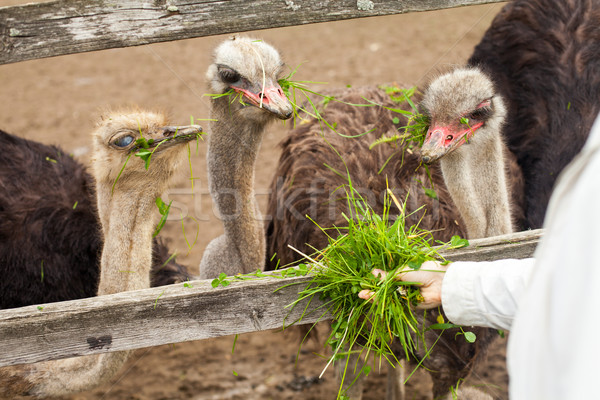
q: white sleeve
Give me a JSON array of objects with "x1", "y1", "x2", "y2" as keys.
[
  {"x1": 506, "y1": 115, "x2": 600, "y2": 399},
  {"x1": 441, "y1": 258, "x2": 535, "y2": 330}
]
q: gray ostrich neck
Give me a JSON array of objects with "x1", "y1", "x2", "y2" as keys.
[
  {"x1": 208, "y1": 102, "x2": 266, "y2": 246},
  {"x1": 440, "y1": 133, "x2": 513, "y2": 239}
]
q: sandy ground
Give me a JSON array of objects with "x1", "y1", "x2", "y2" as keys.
[{"x1": 1, "y1": 1, "x2": 510, "y2": 399}]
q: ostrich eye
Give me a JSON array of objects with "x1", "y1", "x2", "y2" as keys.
[
  {"x1": 219, "y1": 67, "x2": 241, "y2": 84},
  {"x1": 113, "y1": 135, "x2": 135, "y2": 148},
  {"x1": 468, "y1": 106, "x2": 492, "y2": 121}
]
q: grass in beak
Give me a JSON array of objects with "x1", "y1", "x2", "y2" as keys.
[
  {"x1": 205, "y1": 90, "x2": 248, "y2": 109},
  {"x1": 277, "y1": 65, "x2": 329, "y2": 126},
  {"x1": 278, "y1": 67, "x2": 377, "y2": 139},
  {"x1": 135, "y1": 137, "x2": 161, "y2": 170},
  {"x1": 112, "y1": 119, "x2": 205, "y2": 243}
]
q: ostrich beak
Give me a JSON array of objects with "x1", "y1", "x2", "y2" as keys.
[
  {"x1": 421, "y1": 121, "x2": 484, "y2": 164},
  {"x1": 146, "y1": 125, "x2": 203, "y2": 153},
  {"x1": 233, "y1": 80, "x2": 293, "y2": 120}
]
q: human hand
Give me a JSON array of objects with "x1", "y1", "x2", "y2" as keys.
[{"x1": 358, "y1": 260, "x2": 448, "y2": 309}]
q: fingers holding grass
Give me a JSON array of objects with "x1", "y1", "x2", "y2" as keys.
[
  {"x1": 401, "y1": 260, "x2": 447, "y2": 309},
  {"x1": 357, "y1": 288, "x2": 376, "y2": 302},
  {"x1": 359, "y1": 261, "x2": 448, "y2": 309}
]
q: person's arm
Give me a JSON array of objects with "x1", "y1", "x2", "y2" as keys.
[
  {"x1": 359, "y1": 258, "x2": 536, "y2": 330},
  {"x1": 441, "y1": 258, "x2": 535, "y2": 330}
]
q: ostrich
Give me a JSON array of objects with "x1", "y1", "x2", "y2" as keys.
[
  {"x1": 264, "y1": 68, "x2": 521, "y2": 399},
  {"x1": 0, "y1": 108, "x2": 200, "y2": 398},
  {"x1": 419, "y1": 67, "x2": 516, "y2": 239},
  {"x1": 468, "y1": 0, "x2": 600, "y2": 229},
  {"x1": 199, "y1": 36, "x2": 293, "y2": 279},
  {"x1": 0, "y1": 126, "x2": 193, "y2": 310}
]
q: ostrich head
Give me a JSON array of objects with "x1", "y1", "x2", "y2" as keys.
[
  {"x1": 206, "y1": 36, "x2": 293, "y2": 121},
  {"x1": 91, "y1": 108, "x2": 202, "y2": 193},
  {"x1": 420, "y1": 67, "x2": 506, "y2": 163}
]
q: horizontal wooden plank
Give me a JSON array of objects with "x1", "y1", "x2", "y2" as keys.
[
  {"x1": 0, "y1": 0, "x2": 506, "y2": 65},
  {"x1": 0, "y1": 229, "x2": 541, "y2": 368},
  {"x1": 0, "y1": 273, "x2": 323, "y2": 368},
  {"x1": 439, "y1": 229, "x2": 543, "y2": 262}
]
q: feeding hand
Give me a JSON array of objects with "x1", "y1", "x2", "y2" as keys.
[
  {"x1": 358, "y1": 261, "x2": 448, "y2": 309},
  {"x1": 397, "y1": 261, "x2": 447, "y2": 309}
]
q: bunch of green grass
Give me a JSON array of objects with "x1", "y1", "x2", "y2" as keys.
[
  {"x1": 286, "y1": 182, "x2": 468, "y2": 398},
  {"x1": 291, "y1": 187, "x2": 430, "y2": 360}
]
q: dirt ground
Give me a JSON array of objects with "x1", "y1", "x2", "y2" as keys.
[{"x1": 1, "y1": 2, "x2": 510, "y2": 399}]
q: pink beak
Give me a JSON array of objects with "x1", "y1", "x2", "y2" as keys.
[
  {"x1": 233, "y1": 80, "x2": 293, "y2": 120},
  {"x1": 421, "y1": 121, "x2": 483, "y2": 163}
]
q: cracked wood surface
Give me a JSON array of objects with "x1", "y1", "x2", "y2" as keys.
[{"x1": 0, "y1": 0, "x2": 505, "y2": 65}]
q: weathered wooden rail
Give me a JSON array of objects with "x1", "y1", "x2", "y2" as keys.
[
  {"x1": 0, "y1": 229, "x2": 542, "y2": 368},
  {"x1": 0, "y1": 0, "x2": 506, "y2": 65}
]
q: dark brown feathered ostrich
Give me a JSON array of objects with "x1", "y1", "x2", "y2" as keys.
[
  {"x1": 0, "y1": 120, "x2": 194, "y2": 310},
  {"x1": 264, "y1": 67, "x2": 522, "y2": 399},
  {"x1": 0, "y1": 109, "x2": 199, "y2": 398},
  {"x1": 468, "y1": 0, "x2": 600, "y2": 229}
]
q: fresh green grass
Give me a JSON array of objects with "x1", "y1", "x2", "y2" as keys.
[
  {"x1": 281, "y1": 179, "x2": 469, "y2": 398},
  {"x1": 205, "y1": 177, "x2": 471, "y2": 397},
  {"x1": 293, "y1": 186, "x2": 432, "y2": 359}
]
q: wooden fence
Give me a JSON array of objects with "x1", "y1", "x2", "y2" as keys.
[
  {"x1": 0, "y1": 229, "x2": 541, "y2": 368},
  {"x1": 0, "y1": 0, "x2": 515, "y2": 370}
]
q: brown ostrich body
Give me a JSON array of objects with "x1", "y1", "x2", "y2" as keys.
[
  {"x1": 265, "y1": 69, "x2": 523, "y2": 398},
  {"x1": 0, "y1": 109, "x2": 200, "y2": 398}
]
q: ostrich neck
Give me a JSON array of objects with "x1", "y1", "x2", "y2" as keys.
[
  {"x1": 440, "y1": 134, "x2": 513, "y2": 239},
  {"x1": 208, "y1": 104, "x2": 267, "y2": 247},
  {"x1": 95, "y1": 183, "x2": 160, "y2": 294},
  {"x1": 0, "y1": 178, "x2": 162, "y2": 397}
]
